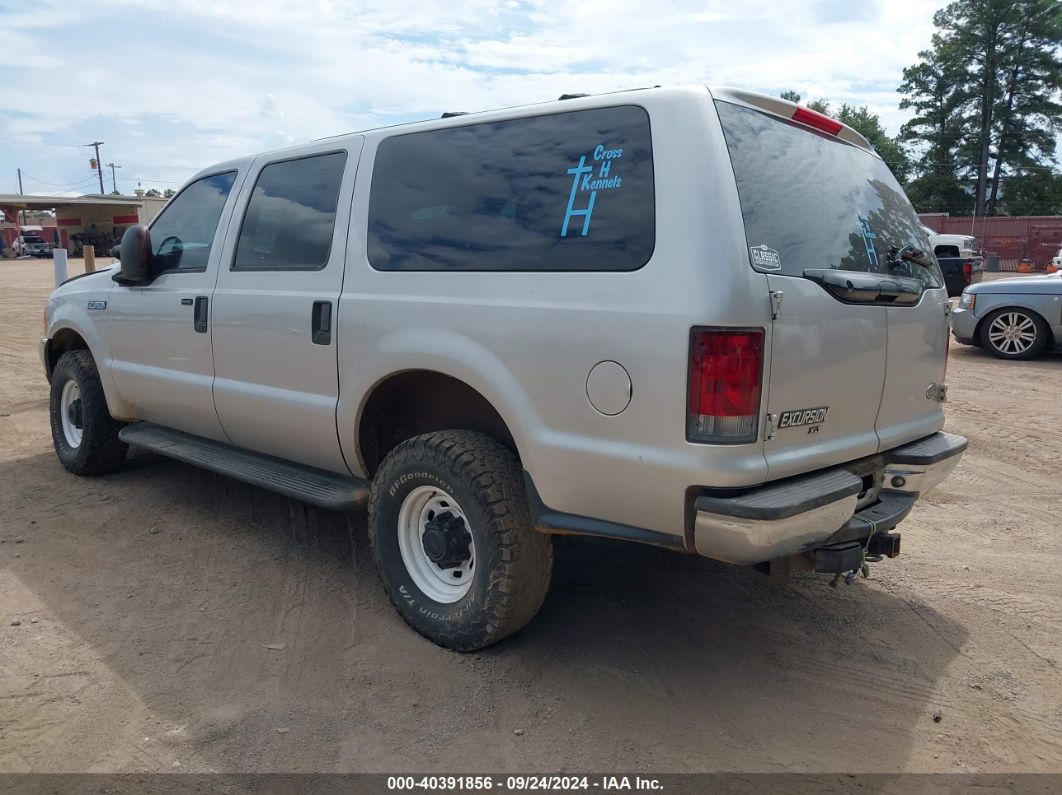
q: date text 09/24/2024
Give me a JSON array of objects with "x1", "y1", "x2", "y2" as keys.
[{"x1": 386, "y1": 775, "x2": 663, "y2": 791}]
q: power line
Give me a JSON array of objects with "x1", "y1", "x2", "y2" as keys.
[{"x1": 17, "y1": 172, "x2": 102, "y2": 191}]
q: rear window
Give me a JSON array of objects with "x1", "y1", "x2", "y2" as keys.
[
  {"x1": 367, "y1": 106, "x2": 655, "y2": 271},
  {"x1": 716, "y1": 101, "x2": 942, "y2": 289}
]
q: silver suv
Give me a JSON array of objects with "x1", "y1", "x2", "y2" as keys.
[{"x1": 41, "y1": 86, "x2": 966, "y2": 649}]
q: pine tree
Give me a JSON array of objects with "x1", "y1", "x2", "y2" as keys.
[
  {"x1": 779, "y1": 92, "x2": 911, "y2": 182},
  {"x1": 898, "y1": 0, "x2": 1062, "y2": 216}
]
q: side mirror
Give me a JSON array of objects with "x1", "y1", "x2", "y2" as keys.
[{"x1": 113, "y1": 225, "x2": 152, "y2": 285}]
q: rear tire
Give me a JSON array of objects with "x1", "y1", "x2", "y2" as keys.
[
  {"x1": 49, "y1": 350, "x2": 127, "y2": 474},
  {"x1": 368, "y1": 430, "x2": 553, "y2": 651},
  {"x1": 979, "y1": 308, "x2": 1048, "y2": 360}
]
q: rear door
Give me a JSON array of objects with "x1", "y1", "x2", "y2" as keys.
[
  {"x1": 715, "y1": 99, "x2": 946, "y2": 480},
  {"x1": 210, "y1": 142, "x2": 361, "y2": 474}
]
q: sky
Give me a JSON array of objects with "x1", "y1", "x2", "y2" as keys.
[{"x1": 0, "y1": 0, "x2": 950, "y2": 197}]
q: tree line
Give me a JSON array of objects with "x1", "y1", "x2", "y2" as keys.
[{"x1": 784, "y1": 0, "x2": 1061, "y2": 216}]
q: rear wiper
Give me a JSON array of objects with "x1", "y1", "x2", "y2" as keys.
[{"x1": 888, "y1": 244, "x2": 934, "y2": 269}]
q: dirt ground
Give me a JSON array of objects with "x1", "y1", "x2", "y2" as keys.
[{"x1": 1, "y1": 258, "x2": 1060, "y2": 774}]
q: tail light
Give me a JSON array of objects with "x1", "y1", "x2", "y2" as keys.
[
  {"x1": 687, "y1": 328, "x2": 764, "y2": 444},
  {"x1": 962, "y1": 261, "x2": 973, "y2": 283}
]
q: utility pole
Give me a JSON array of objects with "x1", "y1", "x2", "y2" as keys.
[
  {"x1": 106, "y1": 162, "x2": 122, "y2": 194},
  {"x1": 16, "y1": 168, "x2": 25, "y2": 227},
  {"x1": 83, "y1": 141, "x2": 105, "y2": 194}
]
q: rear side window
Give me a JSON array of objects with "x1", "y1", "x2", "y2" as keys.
[
  {"x1": 233, "y1": 151, "x2": 347, "y2": 271},
  {"x1": 367, "y1": 106, "x2": 655, "y2": 272},
  {"x1": 149, "y1": 171, "x2": 236, "y2": 272},
  {"x1": 716, "y1": 100, "x2": 941, "y2": 289}
]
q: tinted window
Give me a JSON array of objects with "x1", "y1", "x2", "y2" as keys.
[
  {"x1": 149, "y1": 171, "x2": 236, "y2": 272},
  {"x1": 367, "y1": 106, "x2": 654, "y2": 271},
  {"x1": 233, "y1": 151, "x2": 347, "y2": 271},
  {"x1": 716, "y1": 101, "x2": 942, "y2": 289}
]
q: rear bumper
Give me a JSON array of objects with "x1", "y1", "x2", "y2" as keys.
[{"x1": 692, "y1": 432, "x2": 967, "y2": 565}]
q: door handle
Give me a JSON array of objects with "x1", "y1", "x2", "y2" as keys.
[
  {"x1": 193, "y1": 296, "x2": 209, "y2": 333},
  {"x1": 311, "y1": 300, "x2": 332, "y2": 345}
]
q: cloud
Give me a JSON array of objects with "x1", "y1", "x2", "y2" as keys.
[{"x1": 0, "y1": 0, "x2": 945, "y2": 194}]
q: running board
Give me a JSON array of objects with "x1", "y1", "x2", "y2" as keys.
[{"x1": 119, "y1": 422, "x2": 368, "y2": 510}]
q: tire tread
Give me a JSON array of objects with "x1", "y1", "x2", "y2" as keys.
[
  {"x1": 368, "y1": 430, "x2": 552, "y2": 651},
  {"x1": 50, "y1": 350, "x2": 127, "y2": 475}
]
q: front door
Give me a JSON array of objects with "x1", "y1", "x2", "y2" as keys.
[
  {"x1": 210, "y1": 142, "x2": 361, "y2": 474},
  {"x1": 106, "y1": 171, "x2": 241, "y2": 441}
]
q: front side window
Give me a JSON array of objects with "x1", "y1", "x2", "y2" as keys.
[
  {"x1": 149, "y1": 171, "x2": 236, "y2": 272},
  {"x1": 367, "y1": 105, "x2": 655, "y2": 272},
  {"x1": 233, "y1": 151, "x2": 347, "y2": 272}
]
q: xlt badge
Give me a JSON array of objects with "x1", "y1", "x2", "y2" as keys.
[{"x1": 778, "y1": 406, "x2": 829, "y2": 429}]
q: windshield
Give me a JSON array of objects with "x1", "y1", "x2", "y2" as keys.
[{"x1": 715, "y1": 100, "x2": 942, "y2": 290}]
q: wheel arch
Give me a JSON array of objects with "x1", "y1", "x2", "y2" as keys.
[
  {"x1": 44, "y1": 326, "x2": 92, "y2": 381},
  {"x1": 355, "y1": 369, "x2": 520, "y2": 477}
]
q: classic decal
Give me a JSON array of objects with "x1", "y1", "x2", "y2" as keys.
[{"x1": 749, "y1": 244, "x2": 782, "y2": 270}]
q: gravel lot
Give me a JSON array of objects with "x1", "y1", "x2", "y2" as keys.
[{"x1": 1, "y1": 258, "x2": 1060, "y2": 774}]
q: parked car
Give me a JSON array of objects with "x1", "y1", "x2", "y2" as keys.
[
  {"x1": 13, "y1": 234, "x2": 52, "y2": 258},
  {"x1": 937, "y1": 255, "x2": 983, "y2": 297},
  {"x1": 952, "y1": 274, "x2": 1062, "y2": 359},
  {"x1": 1051, "y1": 247, "x2": 1061, "y2": 271},
  {"x1": 920, "y1": 230, "x2": 982, "y2": 297},
  {"x1": 40, "y1": 86, "x2": 966, "y2": 649}
]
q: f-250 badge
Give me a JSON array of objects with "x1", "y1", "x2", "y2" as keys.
[{"x1": 778, "y1": 406, "x2": 829, "y2": 429}]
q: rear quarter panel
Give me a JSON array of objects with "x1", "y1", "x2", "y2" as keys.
[{"x1": 336, "y1": 87, "x2": 773, "y2": 541}]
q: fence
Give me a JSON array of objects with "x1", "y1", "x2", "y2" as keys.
[{"x1": 918, "y1": 214, "x2": 1062, "y2": 271}]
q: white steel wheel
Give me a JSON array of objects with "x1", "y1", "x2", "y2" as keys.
[
  {"x1": 59, "y1": 379, "x2": 84, "y2": 448},
  {"x1": 396, "y1": 485, "x2": 475, "y2": 604},
  {"x1": 987, "y1": 311, "x2": 1038, "y2": 356}
]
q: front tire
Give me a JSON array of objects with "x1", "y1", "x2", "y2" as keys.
[
  {"x1": 49, "y1": 350, "x2": 127, "y2": 474},
  {"x1": 369, "y1": 430, "x2": 553, "y2": 651},
  {"x1": 979, "y1": 308, "x2": 1048, "y2": 360}
]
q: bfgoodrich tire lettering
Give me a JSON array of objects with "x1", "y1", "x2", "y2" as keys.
[
  {"x1": 368, "y1": 430, "x2": 553, "y2": 650},
  {"x1": 49, "y1": 350, "x2": 127, "y2": 475}
]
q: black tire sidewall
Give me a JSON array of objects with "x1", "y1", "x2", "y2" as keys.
[
  {"x1": 980, "y1": 309, "x2": 1047, "y2": 360},
  {"x1": 49, "y1": 352, "x2": 116, "y2": 473},
  {"x1": 372, "y1": 457, "x2": 494, "y2": 635}
]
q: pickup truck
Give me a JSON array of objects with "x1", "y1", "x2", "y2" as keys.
[
  {"x1": 40, "y1": 86, "x2": 967, "y2": 649},
  {"x1": 937, "y1": 255, "x2": 983, "y2": 297}
]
